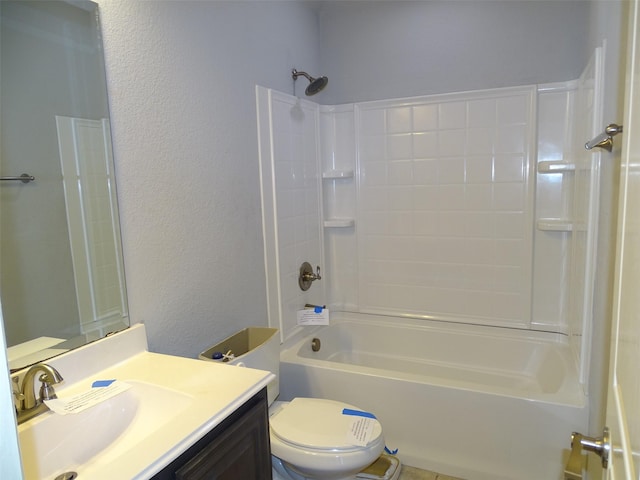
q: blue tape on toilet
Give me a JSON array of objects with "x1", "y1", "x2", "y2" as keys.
[
  {"x1": 314, "y1": 306, "x2": 323, "y2": 313},
  {"x1": 342, "y1": 408, "x2": 377, "y2": 419},
  {"x1": 385, "y1": 446, "x2": 399, "y2": 455}
]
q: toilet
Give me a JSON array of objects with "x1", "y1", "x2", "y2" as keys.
[
  {"x1": 199, "y1": 327, "x2": 400, "y2": 480},
  {"x1": 269, "y1": 397, "x2": 385, "y2": 480}
]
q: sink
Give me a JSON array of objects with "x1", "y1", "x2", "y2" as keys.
[
  {"x1": 18, "y1": 380, "x2": 192, "y2": 480},
  {"x1": 12, "y1": 326, "x2": 273, "y2": 480}
]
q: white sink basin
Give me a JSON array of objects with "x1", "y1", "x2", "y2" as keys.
[
  {"x1": 19, "y1": 380, "x2": 192, "y2": 479},
  {"x1": 13, "y1": 326, "x2": 274, "y2": 480}
]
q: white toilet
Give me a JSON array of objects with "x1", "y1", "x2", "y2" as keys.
[
  {"x1": 269, "y1": 397, "x2": 385, "y2": 480},
  {"x1": 200, "y1": 327, "x2": 398, "y2": 480}
]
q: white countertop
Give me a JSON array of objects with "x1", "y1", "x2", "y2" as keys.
[{"x1": 15, "y1": 324, "x2": 274, "y2": 480}]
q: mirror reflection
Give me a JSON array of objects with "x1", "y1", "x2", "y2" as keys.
[{"x1": 0, "y1": 0, "x2": 129, "y2": 370}]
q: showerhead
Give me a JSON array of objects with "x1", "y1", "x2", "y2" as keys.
[{"x1": 292, "y1": 69, "x2": 328, "y2": 96}]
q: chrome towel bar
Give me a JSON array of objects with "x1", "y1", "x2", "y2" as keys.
[
  {"x1": 0, "y1": 174, "x2": 35, "y2": 184},
  {"x1": 585, "y1": 123, "x2": 623, "y2": 152}
]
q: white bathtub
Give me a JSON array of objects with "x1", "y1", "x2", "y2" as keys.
[{"x1": 278, "y1": 312, "x2": 588, "y2": 480}]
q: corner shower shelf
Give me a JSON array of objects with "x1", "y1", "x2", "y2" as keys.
[
  {"x1": 322, "y1": 170, "x2": 354, "y2": 179},
  {"x1": 323, "y1": 218, "x2": 355, "y2": 228},
  {"x1": 536, "y1": 218, "x2": 573, "y2": 232},
  {"x1": 537, "y1": 161, "x2": 575, "y2": 173}
]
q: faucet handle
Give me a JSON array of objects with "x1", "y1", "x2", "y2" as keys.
[
  {"x1": 298, "y1": 262, "x2": 322, "y2": 291},
  {"x1": 11, "y1": 377, "x2": 24, "y2": 405},
  {"x1": 39, "y1": 368, "x2": 63, "y2": 384},
  {"x1": 11, "y1": 376, "x2": 22, "y2": 394},
  {"x1": 38, "y1": 371, "x2": 62, "y2": 401},
  {"x1": 39, "y1": 377, "x2": 58, "y2": 401}
]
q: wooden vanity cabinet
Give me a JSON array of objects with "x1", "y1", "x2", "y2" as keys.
[{"x1": 152, "y1": 388, "x2": 272, "y2": 480}]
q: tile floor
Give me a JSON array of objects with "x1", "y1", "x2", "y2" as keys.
[{"x1": 398, "y1": 465, "x2": 463, "y2": 480}]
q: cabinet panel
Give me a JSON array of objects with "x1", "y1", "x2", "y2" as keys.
[{"x1": 153, "y1": 388, "x2": 271, "y2": 480}]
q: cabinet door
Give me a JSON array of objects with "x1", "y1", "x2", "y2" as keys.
[
  {"x1": 152, "y1": 388, "x2": 271, "y2": 480},
  {"x1": 175, "y1": 398, "x2": 270, "y2": 480}
]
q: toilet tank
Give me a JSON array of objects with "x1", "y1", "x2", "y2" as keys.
[{"x1": 199, "y1": 327, "x2": 280, "y2": 405}]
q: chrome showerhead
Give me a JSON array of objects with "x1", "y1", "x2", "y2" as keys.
[{"x1": 292, "y1": 69, "x2": 328, "y2": 96}]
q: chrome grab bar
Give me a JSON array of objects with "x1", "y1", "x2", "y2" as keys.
[
  {"x1": 0, "y1": 174, "x2": 35, "y2": 184},
  {"x1": 0, "y1": 174, "x2": 35, "y2": 183}
]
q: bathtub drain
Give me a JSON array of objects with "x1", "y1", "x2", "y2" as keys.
[{"x1": 311, "y1": 338, "x2": 321, "y2": 352}]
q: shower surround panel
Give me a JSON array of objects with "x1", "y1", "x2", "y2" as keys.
[
  {"x1": 258, "y1": 83, "x2": 578, "y2": 340},
  {"x1": 355, "y1": 87, "x2": 536, "y2": 325},
  {"x1": 257, "y1": 89, "x2": 326, "y2": 342}
]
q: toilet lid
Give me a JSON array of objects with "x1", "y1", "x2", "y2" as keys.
[{"x1": 270, "y1": 398, "x2": 383, "y2": 451}]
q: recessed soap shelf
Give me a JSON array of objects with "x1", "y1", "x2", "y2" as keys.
[
  {"x1": 538, "y1": 161, "x2": 575, "y2": 173},
  {"x1": 322, "y1": 170, "x2": 354, "y2": 179},
  {"x1": 536, "y1": 218, "x2": 573, "y2": 232},
  {"x1": 323, "y1": 219, "x2": 355, "y2": 228},
  {"x1": 537, "y1": 218, "x2": 588, "y2": 232}
]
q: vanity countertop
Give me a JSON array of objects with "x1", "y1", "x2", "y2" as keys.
[{"x1": 16, "y1": 324, "x2": 274, "y2": 480}]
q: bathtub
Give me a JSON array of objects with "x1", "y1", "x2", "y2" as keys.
[{"x1": 278, "y1": 312, "x2": 588, "y2": 480}]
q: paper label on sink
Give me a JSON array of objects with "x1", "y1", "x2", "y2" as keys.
[{"x1": 44, "y1": 380, "x2": 131, "y2": 415}]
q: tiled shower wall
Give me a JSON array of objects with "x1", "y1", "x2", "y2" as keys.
[
  {"x1": 260, "y1": 80, "x2": 589, "y2": 340},
  {"x1": 323, "y1": 85, "x2": 580, "y2": 333},
  {"x1": 354, "y1": 88, "x2": 536, "y2": 325}
]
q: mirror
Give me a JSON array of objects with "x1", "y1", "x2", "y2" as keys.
[{"x1": 0, "y1": 0, "x2": 129, "y2": 371}]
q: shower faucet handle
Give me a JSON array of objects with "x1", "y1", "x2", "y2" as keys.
[
  {"x1": 302, "y1": 265, "x2": 321, "y2": 281},
  {"x1": 299, "y1": 262, "x2": 321, "y2": 291}
]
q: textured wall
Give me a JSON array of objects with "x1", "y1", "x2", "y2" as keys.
[{"x1": 98, "y1": 0, "x2": 320, "y2": 357}]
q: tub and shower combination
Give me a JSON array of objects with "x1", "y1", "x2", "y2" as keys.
[
  {"x1": 278, "y1": 312, "x2": 587, "y2": 480},
  {"x1": 257, "y1": 49, "x2": 603, "y2": 479}
]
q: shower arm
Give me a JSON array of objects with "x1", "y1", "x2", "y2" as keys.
[{"x1": 292, "y1": 69, "x2": 313, "y2": 82}]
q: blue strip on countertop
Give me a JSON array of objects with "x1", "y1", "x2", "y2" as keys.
[{"x1": 92, "y1": 379, "x2": 116, "y2": 388}]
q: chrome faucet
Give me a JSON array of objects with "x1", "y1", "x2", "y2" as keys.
[{"x1": 14, "y1": 363, "x2": 64, "y2": 424}]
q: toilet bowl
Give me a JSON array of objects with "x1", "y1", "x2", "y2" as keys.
[
  {"x1": 200, "y1": 327, "x2": 397, "y2": 480},
  {"x1": 269, "y1": 398, "x2": 385, "y2": 480}
]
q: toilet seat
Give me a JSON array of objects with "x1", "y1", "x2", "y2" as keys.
[
  {"x1": 270, "y1": 397, "x2": 383, "y2": 451},
  {"x1": 269, "y1": 398, "x2": 386, "y2": 479}
]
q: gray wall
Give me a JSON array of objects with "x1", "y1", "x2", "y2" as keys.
[
  {"x1": 99, "y1": 0, "x2": 320, "y2": 357},
  {"x1": 317, "y1": 0, "x2": 591, "y2": 104}
]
